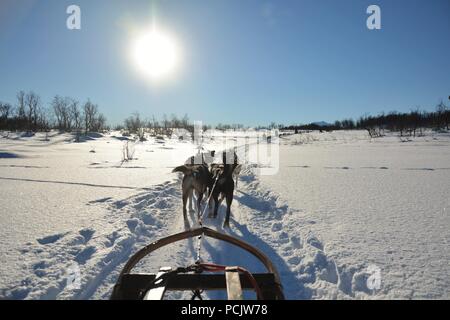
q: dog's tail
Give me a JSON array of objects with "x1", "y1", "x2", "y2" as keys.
[{"x1": 172, "y1": 165, "x2": 192, "y2": 175}]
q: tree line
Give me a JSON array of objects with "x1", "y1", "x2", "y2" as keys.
[
  {"x1": 283, "y1": 101, "x2": 450, "y2": 137},
  {"x1": 0, "y1": 90, "x2": 242, "y2": 138},
  {"x1": 119, "y1": 113, "x2": 253, "y2": 136},
  {"x1": 2, "y1": 91, "x2": 449, "y2": 137},
  {"x1": 0, "y1": 91, "x2": 107, "y2": 134},
  {"x1": 354, "y1": 103, "x2": 450, "y2": 137},
  {"x1": 119, "y1": 112, "x2": 194, "y2": 135}
]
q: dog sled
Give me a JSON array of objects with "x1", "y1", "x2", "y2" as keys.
[{"x1": 110, "y1": 226, "x2": 284, "y2": 300}]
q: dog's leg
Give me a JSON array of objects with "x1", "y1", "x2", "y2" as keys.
[
  {"x1": 197, "y1": 192, "x2": 203, "y2": 218},
  {"x1": 188, "y1": 188, "x2": 194, "y2": 213},
  {"x1": 182, "y1": 189, "x2": 189, "y2": 220},
  {"x1": 208, "y1": 196, "x2": 214, "y2": 218},
  {"x1": 223, "y1": 192, "x2": 233, "y2": 228},
  {"x1": 181, "y1": 178, "x2": 190, "y2": 220},
  {"x1": 213, "y1": 193, "x2": 220, "y2": 218},
  {"x1": 218, "y1": 193, "x2": 225, "y2": 207}
]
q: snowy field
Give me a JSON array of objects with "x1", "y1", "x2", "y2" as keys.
[{"x1": 0, "y1": 129, "x2": 449, "y2": 299}]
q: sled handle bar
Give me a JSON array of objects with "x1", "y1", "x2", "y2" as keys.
[{"x1": 114, "y1": 226, "x2": 284, "y2": 299}]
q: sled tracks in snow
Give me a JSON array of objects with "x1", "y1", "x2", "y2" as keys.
[
  {"x1": 2, "y1": 170, "x2": 366, "y2": 299},
  {"x1": 228, "y1": 169, "x2": 346, "y2": 299},
  {"x1": 0, "y1": 180, "x2": 182, "y2": 300}
]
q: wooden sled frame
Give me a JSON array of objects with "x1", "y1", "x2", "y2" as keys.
[{"x1": 110, "y1": 227, "x2": 285, "y2": 300}]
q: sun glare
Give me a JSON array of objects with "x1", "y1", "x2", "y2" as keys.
[{"x1": 131, "y1": 29, "x2": 180, "y2": 80}]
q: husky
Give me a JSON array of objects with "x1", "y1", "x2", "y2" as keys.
[
  {"x1": 208, "y1": 151, "x2": 240, "y2": 227},
  {"x1": 172, "y1": 164, "x2": 212, "y2": 220}
]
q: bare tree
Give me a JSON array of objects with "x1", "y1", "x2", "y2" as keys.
[
  {"x1": 170, "y1": 114, "x2": 180, "y2": 128},
  {"x1": 436, "y1": 101, "x2": 449, "y2": 130},
  {"x1": 52, "y1": 95, "x2": 68, "y2": 131},
  {"x1": 67, "y1": 99, "x2": 81, "y2": 140},
  {"x1": 162, "y1": 114, "x2": 169, "y2": 131},
  {"x1": 0, "y1": 102, "x2": 12, "y2": 119},
  {"x1": 38, "y1": 107, "x2": 52, "y2": 135},
  {"x1": 0, "y1": 102, "x2": 12, "y2": 129},
  {"x1": 16, "y1": 91, "x2": 26, "y2": 121},
  {"x1": 150, "y1": 115, "x2": 160, "y2": 134},
  {"x1": 69, "y1": 99, "x2": 81, "y2": 130},
  {"x1": 124, "y1": 112, "x2": 142, "y2": 133},
  {"x1": 92, "y1": 113, "x2": 106, "y2": 132},
  {"x1": 25, "y1": 91, "x2": 40, "y2": 131},
  {"x1": 181, "y1": 114, "x2": 190, "y2": 129},
  {"x1": 83, "y1": 100, "x2": 98, "y2": 134}
]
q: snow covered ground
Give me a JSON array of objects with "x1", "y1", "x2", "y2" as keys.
[
  {"x1": 0, "y1": 129, "x2": 449, "y2": 299},
  {"x1": 264, "y1": 130, "x2": 450, "y2": 299}
]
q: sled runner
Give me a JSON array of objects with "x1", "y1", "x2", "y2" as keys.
[{"x1": 110, "y1": 226, "x2": 284, "y2": 300}]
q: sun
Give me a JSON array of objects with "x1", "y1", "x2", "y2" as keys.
[{"x1": 131, "y1": 29, "x2": 180, "y2": 80}]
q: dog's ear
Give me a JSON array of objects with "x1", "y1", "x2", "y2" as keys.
[
  {"x1": 211, "y1": 164, "x2": 224, "y2": 178},
  {"x1": 172, "y1": 165, "x2": 192, "y2": 175}
]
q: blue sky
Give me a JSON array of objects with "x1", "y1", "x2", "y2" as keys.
[{"x1": 0, "y1": 0, "x2": 449, "y2": 126}]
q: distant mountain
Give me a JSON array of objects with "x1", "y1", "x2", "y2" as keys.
[{"x1": 310, "y1": 121, "x2": 332, "y2": 127}]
